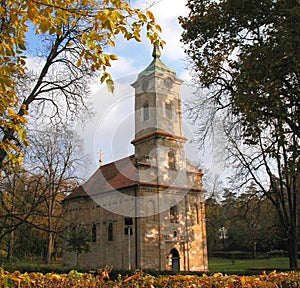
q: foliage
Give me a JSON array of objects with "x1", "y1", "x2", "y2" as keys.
[
  {"x1": 180, "y1": 0, "x2": 299, "y2": 136},
  {"x1": 0, "y1": 0, "x2": 164, "y2": 168},
  {"x1": 0, "y1": 168, "x2": 45, "y2": 242},
  {"x1": 205, "y1": 184, "x2": 284, "y2": 257},
  {"x1": 66, "y1": 225, "x2": 91, "y2": 255},
  {"x1": 24, "y1": 124, "x2": 85, "y2": 263},
  {"x1": 180, "y1": 0, "x2": 299, "y2": 269},
  {"x1": 0, "y1": 125, "x2": 84, "y2": 262},
  {"x1": 2, "y1": 262, "x2": 70, "y2": 274},
  {"x1": 66, "y1": 225, "x2": 91, "y2": 266},
  {"x1": 205, "y1": 196, "x2": 227, "y2": 255},
  {"x1": 1, "y1": 269, "x2": 300, "y2": 287}
]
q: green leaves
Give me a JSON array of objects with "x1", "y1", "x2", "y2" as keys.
[{"x1": 181, "y1": 0, "x2": 299, "y2": 141}]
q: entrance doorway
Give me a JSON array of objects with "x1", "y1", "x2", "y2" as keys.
[{"x1": 170, "y1": 248, "x2": 180, "y2": 271}]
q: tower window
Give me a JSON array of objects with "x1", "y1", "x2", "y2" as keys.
[
  {"x1": 143, "y1": 102, "x2": 149, "y2": 121},
  {"x1": 170, "y1": 205, "x2": 179, "y2": 223},
  {"x1": 124, "y1": 227, "x2": 133, "y2": 235},
  {"x1": 108, "y1": 223, "x2": 113, "y2": 241},
  {"x1": 191, "y1": 204, "x2": 200, "y2": 225},
  {"x1": 92, "y1": 224, "x2": 97, "y2": 242},
  {"x1": 168, "y1": 151, "x2": 176, "y2": 170},
  {"x1": 124, "y1": 217, "x2": 133, "y2": 235},
  {"x1": 165, "y1": 101, "x2": 173, "y2": 119},
  {"x1": 124, "y1": 217, "x2": 133, "y2": 225}
]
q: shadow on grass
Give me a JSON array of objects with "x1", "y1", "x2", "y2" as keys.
[
  {"x1": 208, "y1": 257, "x2": 291, "y2": 275},
  {"x1": 0, "y1": 257, "x2": 293, "y2": 277}
]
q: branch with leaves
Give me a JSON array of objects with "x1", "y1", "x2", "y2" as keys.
[{"x1": 0, "y1": 0, "x2": 165, "y2": 168}]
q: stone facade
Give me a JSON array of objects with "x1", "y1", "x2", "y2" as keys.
[{"x1": 62, "y1": 46, "x2": 208, "y2": 271}]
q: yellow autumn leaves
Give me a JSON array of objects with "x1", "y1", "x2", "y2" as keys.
[
  {"x1": 0, "y1": 0, "x2": 164, "y2": 168},
  {"x1": 1, "y1": 269, "x2": 300, "y2": 287}
]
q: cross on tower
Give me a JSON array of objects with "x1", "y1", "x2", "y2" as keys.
[{"x1": 98, "y1": 150, "x2": 104, "y2": 167}]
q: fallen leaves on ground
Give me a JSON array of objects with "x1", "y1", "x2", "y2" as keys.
[{"x1": 1, "y1": 268, "x2": 300, "y2": 287}]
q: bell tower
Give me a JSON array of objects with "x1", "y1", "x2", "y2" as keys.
[{"x1": 131, "y1": 45, "x2": 187, "y2": 185}]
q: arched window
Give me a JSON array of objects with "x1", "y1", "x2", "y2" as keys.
[
  {"x1": 165, "y1": 101, "x2": 173, "y2": 119},
  {"x1": 191, "y1": 204, "x2": 199, "y2": 225},
  {"x1": 168, "y1": 151, "x2": 176, "y2": 170},
  {"x1": 92, "y1": 224, "x2": 97, "y2": 242},
  {"x1": 108, "y1": 223, "x2": 113, "y2": 241},
  {"x1": 143, "y1": 102, "x2": 149, "y2": 121},
  {"x1": 170, "y1": 205, "x2": 179, "y2": 223}
]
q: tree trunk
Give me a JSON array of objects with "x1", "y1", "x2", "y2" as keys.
[
  {"x1": 46, "y1": 232, "x2": 54, "y2": 263},
  {"x1": 287, "y1": 226, "x2": 298, "y2": 269},
  {"x1": 252, "y1": 242, "x2": 257, "y2": 259},
  {"x1": 7, "y1": 229, "x2": 15, "y2": 263}
]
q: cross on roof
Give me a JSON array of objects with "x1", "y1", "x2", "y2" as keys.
[{"x1": 98, "y1": 150, "x2": 104, "y2": 166}]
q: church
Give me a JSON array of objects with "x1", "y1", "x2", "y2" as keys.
[{"x1": 62, "y1": 46, "x2": 208, "y2": 271}]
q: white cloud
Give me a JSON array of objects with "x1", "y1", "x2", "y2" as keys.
[
  {"x1": 89, "y1": 56, "x2": 140, "y2": 94},
  {"x1": 25, "y1": 57, "x2": 45, "y2": 73},
  {"x1": 80, "y1": 80, "x2": 136, "y2": 168},
  {"x1": 151, "y1": 0, "x2": 188, "y2": 61},
  {"x1": 108, "y1": 56, "x2": 144, "y2": 81},
  {"x1": 179, "y1": 68, "x2": 193, "y2": 83}
]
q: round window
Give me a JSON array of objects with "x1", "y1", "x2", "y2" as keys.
[
  {"x1": 164, "y1": 77, "x2": 173, "y2": 89},
  {"x1": 142, "y1": 79, "x2": 149, "y2": 91}
]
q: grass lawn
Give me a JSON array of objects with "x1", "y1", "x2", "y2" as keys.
[
  {"x1": 208, "y1": 257, "x2": 290, "y2": 274},
  {"x1": 2, "y1": 257, "x2": 291, "y2": 275}
]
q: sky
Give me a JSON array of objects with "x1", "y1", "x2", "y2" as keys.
[{"x1": 77, "y1": 0, "x2": 226, "y2": 180}]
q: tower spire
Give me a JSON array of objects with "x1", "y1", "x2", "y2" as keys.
[
  {"x1": 133, "y1": 44, "x2": 175, "y2": 80},
  {"x1": 152, "y1": 43, "x2": 161, "y2": 59}
]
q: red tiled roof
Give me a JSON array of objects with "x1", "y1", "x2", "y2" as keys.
[
  {"x1": 64, "y1": 154, "x2": 204, "y2": 203},
  {"x1": 64, "y1": 155, "x2": 137, "y2": 202},
  {"x1": 64, "y1": 185, "x2": 89, "y2": 201}
]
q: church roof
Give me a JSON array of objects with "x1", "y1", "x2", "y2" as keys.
[
  {"x1": 64, "y1": 154, "x2": 203, "y2": 203},
  {"x1": 64, "y1": 155, "x2": 137, "y2": 202}
]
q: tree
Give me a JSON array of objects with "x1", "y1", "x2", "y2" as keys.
[
  {"x1": 66, "y1": 225, "x2": 91, "y2": 267},
  {"x1": 0, "y1": 0, "x2": 164, "y2": 168},
  {"x1": 0, "y1": 167, "x2": 46, "y2": 261},
  {"x1": 205, "y1": 195, "x2": 227, "y2": 255},
  {"x1": 24, "y1": 124, "x2": 85, "y2": 263},
  {"x1": 180, "y1": 0, "x2": 299, "y2": 269},
  {"x1": 0, "y1": 167, "x2": 27, "y2": 262},
  {"x1": 205, "y1": 185, "x2": 283, "y2": 258},
  {"x1": 224, "y1": 185, "x2": 282, "y2": 257},
  {"x1": 0, "y1": 124, "x2": 85, "y2": 263}
]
